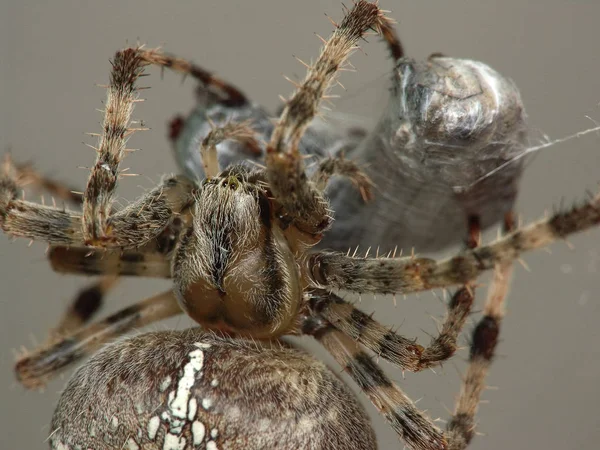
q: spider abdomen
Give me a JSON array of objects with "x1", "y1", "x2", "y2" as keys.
[{"x1": 50, "y1": 330, "x2": 377, "y2": 450}]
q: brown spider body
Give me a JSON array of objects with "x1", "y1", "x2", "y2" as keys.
[
  {"x1": 2, "y1": 2, "x2": 600, "y2": 450},
  {"x1": 50, "y1": 331, "x2": 377, "y2": 450},
  {"x1": 173, "y1": 166, "x2": 310, "y2": 338}
]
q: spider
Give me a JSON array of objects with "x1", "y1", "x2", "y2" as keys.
[{"x1": 2, "y1": 1, "x2": 599, "y2": 449}]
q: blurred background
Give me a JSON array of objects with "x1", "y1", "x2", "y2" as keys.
[{"x1": 1, "y1": 1, "x2": 599, "y2": 448}]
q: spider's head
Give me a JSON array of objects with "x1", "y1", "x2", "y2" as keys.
[{"x1": 172, "y1": 165, "x2": 303, "y2": 338}]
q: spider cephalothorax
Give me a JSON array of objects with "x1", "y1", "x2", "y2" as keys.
[
  {"x1": 172, "y1": 164, "x2": 315, "y2": 338},
  {"x1": 2, "y1": 2, "x2": 600, "y2": 450}
]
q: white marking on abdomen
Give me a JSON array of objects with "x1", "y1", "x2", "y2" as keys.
[
  {"x1": 192, "y1": 420, "x2": 206, "y2": 445},
  {"x1": 162, "y1": 342, "x2": 209, "y2": 434},
  {"x1": 163, "y1": 433, "x2": 186, "y2": 450},
  {"x1": 147, "y1": 416, "x2": 160, "y2": 440}
]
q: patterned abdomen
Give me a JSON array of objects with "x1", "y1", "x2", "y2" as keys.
[{"x1": 50, "y1": 330, "x2": 376, "y2": 450}]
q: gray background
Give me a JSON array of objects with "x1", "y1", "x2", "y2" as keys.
[{"x1": 1, "y1": 1, "x2": 599, "y2": 449}]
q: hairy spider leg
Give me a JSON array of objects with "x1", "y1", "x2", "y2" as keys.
[
  {"x1": 309, "y1": 194, "x2": 600, "y2": 294},
  {"x1": 445, "y1": 214, "x2": 515, "y2": 449},
  {"x1": 15, "y1": 290, "x2": 181, "y2": 389}
]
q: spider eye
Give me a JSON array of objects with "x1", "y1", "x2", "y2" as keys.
[{"x1": 220, "y1": 175, "x2": 241, "y2": 190}]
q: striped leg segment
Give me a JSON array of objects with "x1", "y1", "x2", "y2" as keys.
[
  {"x1": 45, "y1": 214, "x2": 180, "y2": 339},
  {"x1": 446, "y1": 263, "x2": 513, "y2": 449},
  {"x1": 48, "y1": 246, "x2": 172, "y2": 277},
  {"x1": 15, "y1": 290, "x2": 181, "y2": 389},
  {"x1": 48, "y1": 210, "x2": 183, "y2": 277},
  {"x1": 445, "y1": 216, "x2": 515, "y2": 449},
  {"x1": 46, "y1": 224, "x2": 178, "y2": 346},
  {"x1": 264, "y1": 1, "x2": 389, "y2": 236},
  {"x1": 417, "y1": 215, "x2": 479, "y2": 370},
  {"x1": 1, "y1": 153, "x2": 84, "y2": 246},
  {"x1": 309, "y1": 192, "x2": 600, "y2": 295},
  {"x1": 419, "y1": 287, "x2": 474, "y2": 369},
  {"x1": 138, "y1": 48, "x2": 248, "y2": 107},
  {"x1": 269, "y1": 1, "x2": 387, "y2": 154},
  {"x1": 311, "y1": 155, "x2": 374, "y2": 202},
  {"x1": 306, "y1": 217, "x2": 479, "y2": 374},
  {"x1": 3, "y1": 156, "x2": 122, "y2": 345},
  {"x1": 376, "y1": 7, "x2": 404, "y2": 60},
  {"x1": 303, "y1": 317, "x2": 447, "y2": 450},
  {"x1": 1, "y1": 171, "x2": 194, "y2": 248},
  {"x1": 47, "y1": 276, "x2": 119, "y2": 340},
  {"x1": 1, "y1": 159, "x2": 83, "y2": 244},
  {"x1": 82, "y1": 48, "x2": 148, "y2": 244},
  {"x1": 197, "y1": 121, "x2": 258, "y2": 178},
  {"x1": 81, "y1": 46, "x2": 196, "y2": 248},
  {"x1": 309, "y1": 289, "x2": 473, "y2": 372},
  {"x1": 2, "y1": 50, "x2": 196, "y2": 249}
]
